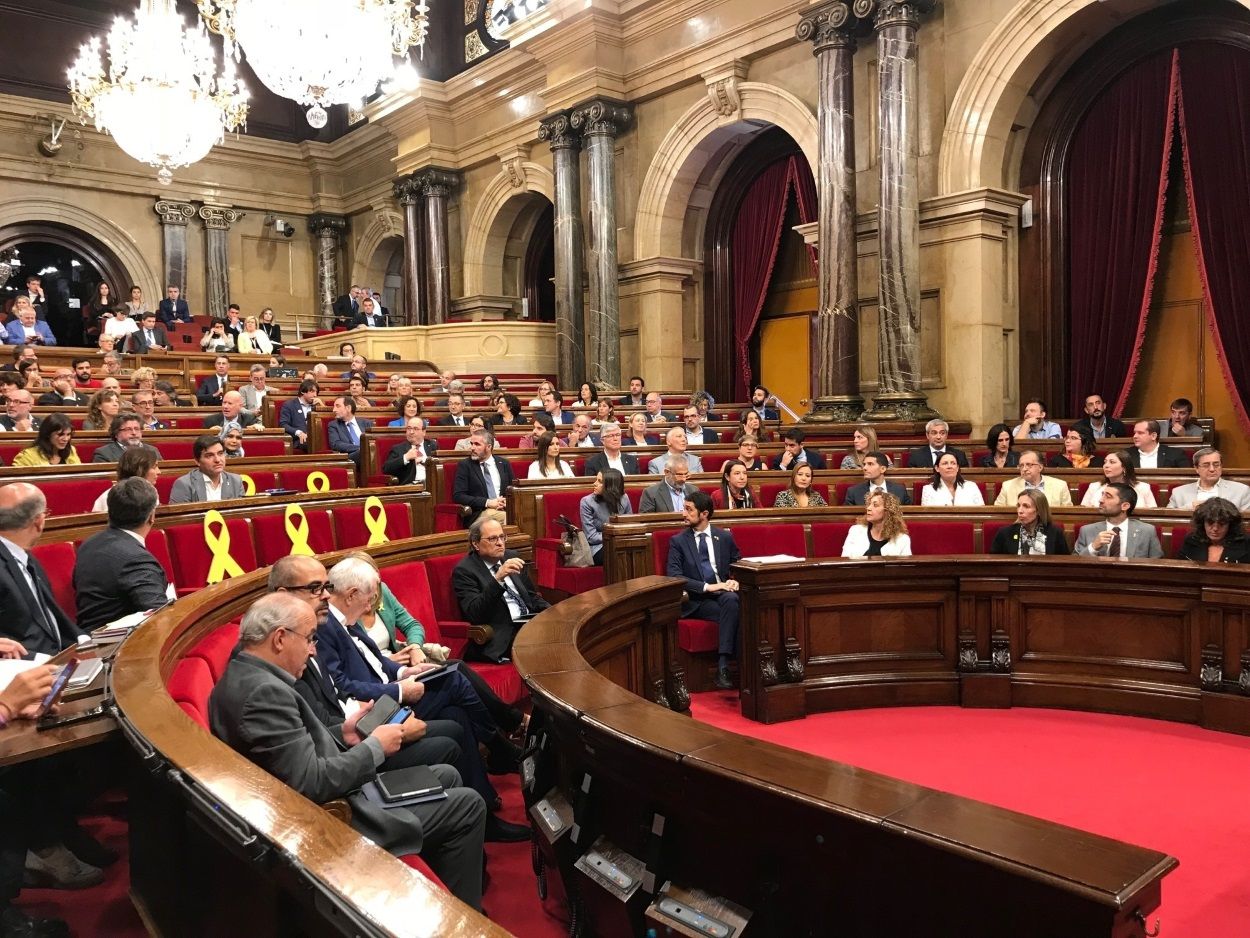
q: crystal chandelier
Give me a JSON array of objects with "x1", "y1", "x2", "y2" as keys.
[
  {"x1": 67, "y1": 0, "x2": 248, "y2": 186},
  {"x1": 198, "y1": 0, "x2": 430, "y2": 129}
]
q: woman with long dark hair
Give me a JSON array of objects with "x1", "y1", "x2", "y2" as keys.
[
  {"x1": 12, "y1": 414, "x2": 79, "y2": 467},
  {"x1": 1080, "y1": 449, "x2": 1156, "y2": 508},
  {"x1": 84, "y1": 282, "x2": 115, "y2": 343},
  {"x1": 978, "y1": 423, "x2": 1019, "y2": 469},
  {"x1": 575, "y1": 382, "x2": 598, "y2": 408},
  {"x1": 490, "y1": 393, "x2": 523, "y2": 427},
  {"x1": 712, "y1": 459, "x2": 756, "y2": 510},
  {"x1": 528, "y1": 432, "x2": 574, "y2": 478},
  {"x1": 921, "y1": 452, "x2": 985, "y2": 506},
  {"x1": 581, "y1": 468, "x2": 633, "y2": 565}
]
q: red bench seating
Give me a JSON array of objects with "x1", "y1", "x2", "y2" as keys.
[{"x1": 533, "y1": 488, "x2": 610, "y2": 596}]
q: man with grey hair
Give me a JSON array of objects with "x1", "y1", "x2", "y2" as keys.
[
  {"x1": 1167, "y1": 447, "x2": 1250, "y2": 511},
  {"x1": 72, "y1": 478, "x2": 171, "y2": 632},
  {"x1": 907, "y1": 418, "x2": 969, "y2": 468},
  {"x1": 639, "y1": 455, "x2": 698, "y2": 513},
  {"x1": 583, "y1": 421, "x2": 639, "y2": 476},
  {"x1": 92, "y1": 412, "x2": 163, "y2": 463},
  {"x1": 0, "y1": 482, "x2": 78, "y2": 656},
  {"x1": 453, "y1": 428, "x2": 514, "y2": 525},
  {"x1": 648, "y1": 426, "x2": 704, "y2": 476},
  {"x1": 566, "y1": 413, "x2": 598, "y2": 448},
  {"x1": 209, "y1": 592, "x2": 487, "y2": 909}
]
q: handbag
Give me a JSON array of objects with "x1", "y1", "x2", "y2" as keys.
[{"x1": 555, "y1": 514, "x2": 594, "y2": 568}]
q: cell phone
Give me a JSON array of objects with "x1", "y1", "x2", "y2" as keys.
[
  {"x1": 37, "y1": 703, "x2": 107, "y2": 731},
  {"x1": 386, "y1": 707, "x2": 413, "y2": 725},
  {"x1": 34, "y1": 660, "x2": 78, "y2": 719},
  {"x1": 354, "y1": 695, "x2": 401, "y2": 737}
]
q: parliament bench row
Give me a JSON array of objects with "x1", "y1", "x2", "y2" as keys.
[{"x1": 0, "y1": 431, "x2": 289, "y2": 465}]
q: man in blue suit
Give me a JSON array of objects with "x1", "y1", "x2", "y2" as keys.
[
  {"x1": 157, "y1": 285, "x2": 192, "y2": 325},
  {"x1": 666, "y1": 490, "x2": 741, "y2": 690},
  {"x1": 4, "y1": 306, "x2": 56, "y2": 346},
  {"x1": 326, "y1": 397, "x2": 372, "y2": 466}
]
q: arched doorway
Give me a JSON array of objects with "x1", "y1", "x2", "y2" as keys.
[
  {"x1": 0, "y1": 222, "x2": 131, "y2": 345},
  {"x1": 362, "y1": 235, "x2": 405, "y2": 324},
  {"x1": 472, "y1": 191, "x2": 554, "y2": 320}
]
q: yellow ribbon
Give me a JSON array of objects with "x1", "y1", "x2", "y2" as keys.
[
  {"x1": 204, "y1": 509, "x2": 246, "y2": 584},
  {"x1": 239, "y1": 473, "x2": 256, "y2": 496},
  {"x1": 283, "y1": 504, "x2": 316, "y2": 556},
  {"x1": 364, "y1": 496, "x2": 389, "y2": 546},
  {"x1": 306, "y1": 471, "x2": 331, "y2": 494}
]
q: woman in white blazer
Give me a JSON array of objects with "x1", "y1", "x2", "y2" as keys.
[
  {"x1": 920, "y1": 452, "x2": 986, "y2": 507},
  {"x1": 841, "y1": 491, "x2": 912, "y2": 557}
]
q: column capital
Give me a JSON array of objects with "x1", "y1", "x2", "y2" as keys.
[
  {"x1": 796, "y1": 3, "x2": 862, "y2": 53},
  {"x1": 393, "y1": 177, "x2": 422, "y2": 206},
  {"x1": 538, "y1": 110, "x2": 581, "y2": 152},
  {"x1": 860, "y1": 0, "x2": 937, "y2": 32},
  {"x1": 198, "y1": 205, "x2": 244, "y2": 231},
  {"x1": 412, "y1": 168, "x2": 460, "y2": 199},
  {"x1": 569, "y1": 98, "x2": 632, "y2": 139},
  {"x1": 308, "y1": 214, "x2": 347, "y2": 237},
  {"x1": 154, "y1": 200, "x2": 196, "y2": 226}
]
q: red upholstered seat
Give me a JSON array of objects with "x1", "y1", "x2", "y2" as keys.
[
  {"x1": 833, "y1": 482, "x2": 857, "y2": 506},
  {"x1": 422, "y1": 554, "x2": 472, "y2": 658},
  {"x1": 166, "y1": 656, "x2": 214, "y2": 728},
  {"x1": 334, "y1": 502, "x2": 412, "y2": 549},
  {"x1": 1171, "y1": 524, "x2": 1191, "y2": 558},
  {"x1": 252, "y1": 509, "x2": 337, "y2": 566},
  {"x1": 909, "y1": 522, "x2": 975, "y2": 555},
  {"x1": 39, "y1": 478, "x2": 114, "y2": 515},
  {"x1": 237, "y1": 470, "x2": 279, "y2": 493},
  {"x1": 677, "y1": 619, "x2": 719, "y2": 654},
  {"x1": 434, "y1": 503, "x2": 469, "y2": 531},
  {"x1": 700, "y1": 453, "x2": 735, "y2": 474},
  {"x1": 178, "y1": 701, "x2": 209, "y2": 730},
  {"x1": 375, "y1": 437, "x2": 407, "y2": 474},
  {"x1": 240, "y1": 438, "x2": 287, "y2": 457},
  {"x1": 733, "y1": 523, "x2": 807, "y2": 559},
  {"x1": 636, "y1": 455, "x2": 652, "y2": 473},
  {"x1": 160, "y1": 441, "x2": 195, "y2": 460},
  {"x1": 155, "y1": 474, "x2": 177, "y2": 503},
  {"x1": 145, "y1": 529, "x2": 176, "y2": 585},
  {"x1": 30, "y1": 542, "x2": 77, "y2": 620},
  {"x1": 278, "y1": 466, "x2": 353, "y2": 493},
  {"x1": 399, "y1": 853, "x2": 447, "y2": 892},
  {"x1": 165, "y1": 518, "x2": 258, "y2": 594},
  {"x1": 982, "y1": 521, "x2": 1012, "y2": 553},
  {"x1": 187, "y1": 622, "x2": 241, "y2": 682},
  {"x1": 495, "y1": 434, "x2": 524, "y2": 449},
  {"x1": 810, "y1": 522, "x2": 854, "y2": 558}
]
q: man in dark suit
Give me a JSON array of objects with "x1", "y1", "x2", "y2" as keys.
[
  {"x1": 279, "y1": 380, "x2": 321, "y2": 451},
  {"x1": 124, "y1": 312, "x2": 170, "y2": 354},
  {"x1": 1131, "y1": 420, "x2": 1189, "y2": 469},
  {"x1": 681, "y1": 405, "x2": 719, "y2": 446},
  {"x1": 643, "y1": 393, "x2": 675, "y2": 424},
  {"x1": 72, "y1": 478, "x2": 171, "y2": 632},
  {"x1": 196, "y1": 356, "x2": 232, "y2": 405},
  {"x1": 435, "y1": 393, "x2": 470, "y2": 427},
  {"x1": 770, "y1": 427, "x2": 827, "y2": 471},
  {"x1": 639, "y1": 456, "x2": 698, "y2": 513},
  {"x1": 540, "y1": 391, "x2": 575, "y2": 426},
  {"x1": 750, "y1": 385, "x2": 779, "y2": 421},
  {"x1": 91, "y1": 413, "x2": 163, "y2": 463},
  {"x1": 666, "y1": 490, "x2": 741, "y2": 689},
  {"x1": 582, "y1": 422, "x2": 640, "y2": 476},
  {"x1": 22, "y1": 275, "x2": 48, "y2": 321},
  {"x1": 157, "y1": 285, "x2": 191, "y2": 326},
  {"x1": 906, "y1": 419, "x2": 969, "y2": 469},
  {"x1": 209, "y1": 591, "x2": 487, "y2": 908},
  {"x1": 452, "y1": 517, "x2": 550, "y2": 664},
  {"x1": 332, "y1": 286, "x2": 362, "y2": 324},
  {"x1": 202, "y1": 391, "x2": 261, "y2": 433},
  {"x1": 327, "y1": 397, "x2": 373, "y2": 466},
  {"x1": 0, "y1": 482, "x2": 79, "y2": 657},
  {"x1": 843, "y1": 452, "x2": 912, "y2": 506},
  {"x1": 1071, "y1": 393, "x2": 1128, "y2": 440},
  {"x1": 618, "y1": 375, "x2": 645, "y2": 406},
  {"x1": 351, "y1": 296, "x2": 388, "y2": 328},
  {"x1": 36, "y1": 368, "x2": 89, "y2": 407},
  {"x1": 452, "y1": 429, "x2": 515, "y2": 526},
  {"x1": 384, "y1": 416, "x2": 437, "y2": 485}
]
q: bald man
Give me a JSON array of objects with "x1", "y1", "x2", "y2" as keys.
[{"x1": 0, "y1": 482, "x2": 79, "y2": 657}]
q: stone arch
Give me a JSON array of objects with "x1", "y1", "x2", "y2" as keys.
[
  {"x1": 0, "y1": 199, "x2": 159, "y2": 300},
  {"x1": 937, "y1": 0, "x2": 1250, "y2": 194},
  {"x1": 633, "y1": 82, "x2": 817, "y2": 261},
  {"x1": 351, "y1": 209, "x2": 404, "y2": 288},
  {"x1": 462, "y1": 163, "x2": 555, "y2": 297}
]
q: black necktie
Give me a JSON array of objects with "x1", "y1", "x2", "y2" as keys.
[
  {"x1": 21, "y1": 555, "x2": 61, "y2": 645},
  {"x1": 697, "y1": 533, "x2": 716, "y2": 583},
  {"x1": 1109, "y1": 526, "x2": 1122, "y2": 558}
]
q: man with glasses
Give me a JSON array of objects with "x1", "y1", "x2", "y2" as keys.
[
  {"x1": 131, "y1": 390, "x2": 168, "y2": 431},
  {"x1": 91, "y1": 413, "x2": 163, "y2": 463},
  {"x1": 993, "y1": 450, "x2": 1074, "y2": 507},
  {"x1": 0, "y1": 389, "x2": 38, "y2": 433},
  {"x1": 452, "y1": 518, "x2": 550, "y2": 664},
  {"x1": 1167, "y1": 447, "x2": 1250, "y2": 511},
  {"x1": 37, "y1": 368, "x2": 88, "y2": 407},
  {"x1": 582, "y1": 422, "x2": 639, "y2": 476},
  {"x1": 209, "y1": 591, "x2": 488, "y2": 910},
  {"x1": 639, "y1": 455, "x2": 698, "y2": 513}
]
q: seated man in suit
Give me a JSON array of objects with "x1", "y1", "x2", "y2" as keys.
[
  {"x1": 36, "y1": 368, "x2": 89, "y2": 407},
  {"x1": 351, "y1": 295, "x2": 388, "y2": 328},
  {"x1": 619, "y1": 375, "x2": 646, "y2": 407},
  {"x1": 203, "y1": 390, "x2": 262, "y2": 434},
  {"x1": 196, "y1": 356, "x2": 232, "y2": 405},
  {"x1": 436, "y1": 392, "x2": 471, "y2": 428},
  {"x1": 667, "y1": 490, "x2": 742, "y2": 690},
  {"x1": 1072, "y1": 393, "x2": 1128, "y2": 440},
  {"x1": 326, "y1": 397, "x2": 373, "y2": 467},
  {"x1": 157, "y1": 285, "x2": 191, "y2": 326},
  {"x1": 907, "y1": 419, "x2": 969, "y2": 468},
  {"x1": 518, "y1": 412, "x2": 556, "y2": 450},
  {"x1": 451, "y1": 518, "x2": 550, "y2": 665},
  {"x1": 0, "y1": 482, "x2": 80, "y2": 657},
  {"x1": 681, "y1": 405, "x2": 719, "y2": 446},
  {"x1": 0, "y1": 387, "x2": 39, "y2": 433},
  {"x1": 238, "y1": 365, "x2": 271, "y2": 416},
  {"x1": 131, "y1": 389, "x2": 168, "y2": 431},
  {"x1": 994, "y1": 450, "x2": 1074, "y2": 507},
  {"x1": 540, "y1": 390, "x2": 575, "y2": 426},
  {"x1": 384, "y1": 416, "x2": 437, "y2": 485},
  {"x1": 73, "y1": 478, "x2": 172, "y2": 632},
  {"x1": 1160, "y1": 397, "x2": 1203, "y2": 438},
  {"x1": 639, "y1": 455, "x2": 698, "y2": 513},
  {"x1": 90, "y1": 412, "x2": 163, "y2": 463},
  {"x1": 1131, "y1": 419, "x2": 1189, "y2": 469},
  {"x1": 452, "y1": 429, "x2": 514, "y2": 525},
  {"x1": 4, "y1": 304, "x2": 57, "y2": 346},
  {"x1": 125, "y1": 312, "x2": 170, "y2": 354},
  {"x1": 1074, "y1": 483, "x2": 1163, "y2": 559},
  {"x1": 564, "y1": 414, "x2": 599, "y2": 449},
  {"x1": 280, "y1": 379, "x2": 321, "y2": 451},
  {"x1": 648, "y1": 426, "x2": 704, "y2": 477},
  {"x1": 1167, "y1": 447, "x2": 1250, "y2": 511},
  {"x1": 771, "y1": 427, "x2": 827, "y2": 470},
  {"x1": 583, "y1": 422, "x2": 640, "y2": 476},
  {"x1": 209, "y1": 592, "x2": 487, "y2": 909},
  {"x1": 749, "y1": 385, "x2": 779, "y2": 421},
  {"x1": 169, "y1": 435, "x2": 246, "y2": 504},
  {"x1": 643, "y1": 392, "x2": 674, "y2": 424},
  {"x1": 843, "y1": 452, "x2": 912, "y2": 506}
]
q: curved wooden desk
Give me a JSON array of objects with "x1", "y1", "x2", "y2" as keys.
[{"x1": 512, "y1": 576, "x2": 1177, "y2": 937}]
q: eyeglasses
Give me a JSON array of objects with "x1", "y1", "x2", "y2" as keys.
[
  {"x1": 283, "y1": 581, "x2": 335, "y2": 595},
  {"x1": 480, "y1": 534, "x2": 507, "y2": 544},
  {"x1": 280, "y1": 627, "x2": 318, "y2": 646}
]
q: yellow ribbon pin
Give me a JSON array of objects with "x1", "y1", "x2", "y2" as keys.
[
  {"x1": 204, "y1": 509, "x2": 246, "y2": 584},
  {"x1": 364, "y1": 496, "x2": 389, "y2": 546},
  {"x1": 306, "y1": 471, "x2": 331, "y2": 493},
  {"x1": 239, "y1": 473, "x2": 256, "y2": 496},
  {"x1": 283, "y1": 504, "x2": 316, "y2": 556}
]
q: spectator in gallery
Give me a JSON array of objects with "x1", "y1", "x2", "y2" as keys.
[
  {"x1": 236, "y1": 315, "x2": 274, "y2": 355},
  {"x1": 841, "y1": 491, "x2": 911, "y2": 558},
  {"x1": 773, "y1": 462, "x2": 828, "y2": 509},
  {"x1": 258, "y1": 307, "x2": 283, "y2": 344},
  {"x1": 158, "y1": 284, "x2": 192, "y2": 325},
  {"x1": 200, "y1": 318, "x2": 235, "y2": 353},
  {"x1": 990, "y1": 490, "x2": 1069, "y2": 556},
  {"x1": 1176, "y1": 497, "x2": 1250, "y2": 564}
]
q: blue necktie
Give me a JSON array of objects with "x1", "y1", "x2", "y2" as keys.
[
  {"x1": 347, "y1": 421, "x2": 359, "y2": 445},
  {"x1": 697, "y1": 533, "x2": 716, "y2": 583}
]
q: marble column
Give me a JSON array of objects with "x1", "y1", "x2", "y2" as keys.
[
  {"x1": 308, "y1": 214, "x2": 347, "y2": 328},
  {"x1": 537, "y1": 110, "x2": 585, "y2": 390},
  {"x1": 862, "y1": 0, "x2": 938, "y2": 423},
  {"x1": 413, "y1": 168, "x2": 459, "y2": 325},
  {"x1": 797, "y1": 3, "x2": 865, "y2": 423},
  {"x1": 154, "y1": 200, "x2": 195, "y2": 299},
  {"x1": 571, "y1": 98, "x2": 632, "y2": 390},
  {"x1": 393, "y1": 178, "x2": 425, "y2": 326},
  {"x1": 197, "y1": 205, "x2": 244, "y2": 318}
]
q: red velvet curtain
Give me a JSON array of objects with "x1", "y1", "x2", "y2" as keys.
[
  {"x1": 1066, "y1": 48, "x2": 1178, "y2": 417},
  {"x1": 1177, "y1": 42, "x2": 1250, "y2": 434},
  {"x1": 731, "y1": 155, "x2": 818, "y2": 400}
]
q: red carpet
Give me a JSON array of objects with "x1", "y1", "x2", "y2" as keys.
[
  {"x1": 691, "y1": 693, "x2": 1250, "y2": 935},
  {"x1": 484, "y1": 772, "x2": 569, "y2": 937}
]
